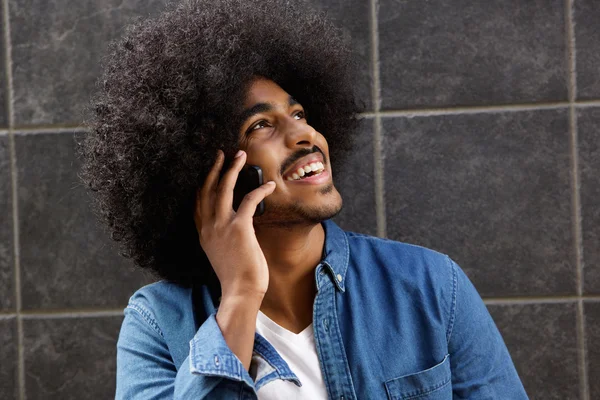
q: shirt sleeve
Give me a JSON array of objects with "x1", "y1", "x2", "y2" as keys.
[
  {"x1": 116, "y1": 305, "x2": 254, "y2": 399},
  {"x1": 446, "y1": 257, "x2": 529, "y2": 399}
]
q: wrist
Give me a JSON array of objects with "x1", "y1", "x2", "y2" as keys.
[
  {"x1": 221, "y1": 282, "x2": 267, "y2": 303},
  {"x1": 219, "y1": 289, "x2": 265, "y2": 309}
]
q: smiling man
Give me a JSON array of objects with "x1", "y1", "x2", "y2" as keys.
[{"x1": 79, "y1": 0, "x2": 528, "y2": 399}]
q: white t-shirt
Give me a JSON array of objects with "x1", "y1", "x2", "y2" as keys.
[{"x1": 255, "y1": 311, "x2": 328, "y2": 399}]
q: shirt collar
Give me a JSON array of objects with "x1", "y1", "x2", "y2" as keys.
[{"x1": 320, "y1": 219, "x2": 349, "y2": 292}]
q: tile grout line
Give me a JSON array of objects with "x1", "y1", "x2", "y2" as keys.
[
  {"x1": 567, "y1": 1, "x2": 583, "y2": 299},
  {"x1": 2, "y1": 0, "x2": 24, "y2": 399},
  {"x1": 2, "y1": 295, "x2": 600, "y2": 318},
  {"x1": 377, "y1": 102, "x2": 570, "y2": 117},
  {"x1": 6, "y1": 99, "x2": 599, "y2": 131},
  {"x1": 356, "y1": 99, "x2": 600, "y2": 119},
  {"x1": 565, "y1": 1, "x2": 589, "y2": 399},
  {"x1": 576, "y1": 99, "x2": 600, "y2": 107},
  {"x1": 21, "y1": 310, "x2": 125, "y2": 319},
  {"x1": 11, "y1": 126, "x2": 85, "y2": 134},
  {"x1": 484, "y1": 295, "x2": 600, "y2": 305},
  {"x1": 369, "y1": 0, "x2": 386, "y2": 238}
]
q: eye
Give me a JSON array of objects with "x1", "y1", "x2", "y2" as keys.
[
  {"x1": 293, "y1": 110, "x2": 306, "y2": 120},
  {"x1": 247, "y1": 120, "x2": 269, "y2": 134}
]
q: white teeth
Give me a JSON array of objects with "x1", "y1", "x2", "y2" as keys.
[{"x1": 286, "y1": 161, "x2": 326, "y2": 181}]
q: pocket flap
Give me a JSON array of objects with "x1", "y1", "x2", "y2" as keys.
[{"x1": 385, "y1": 355, "x2": 451, "y2": 400}]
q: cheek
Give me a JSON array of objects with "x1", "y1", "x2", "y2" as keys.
[
  {"x1": 317, "y1": 136, "x2": 330, "y2": 159},
  {"x1": 245, "y1": 148, "x2": 281, "y2": 179}
]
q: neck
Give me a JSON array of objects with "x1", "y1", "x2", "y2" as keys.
[{"x1": 254, "y1": 222, "x2": 325, "y2": 333}]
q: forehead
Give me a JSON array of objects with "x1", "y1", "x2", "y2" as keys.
[{"x1": 243, "y1": 78, "x2": 291, "y2": 108}]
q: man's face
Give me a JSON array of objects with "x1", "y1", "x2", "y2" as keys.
[{"x1": 237, "y1": 78, "x2": 343, "y2": 227}]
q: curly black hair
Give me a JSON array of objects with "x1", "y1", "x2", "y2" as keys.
[{"x1": 78, "y1": 0, "x2": 361, "y2": 287}]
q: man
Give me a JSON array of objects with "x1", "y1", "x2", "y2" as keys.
[{"x1": 79, "y1": 0, "x2": 528, "y2": 398}]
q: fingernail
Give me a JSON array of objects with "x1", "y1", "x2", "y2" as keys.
[
  {"x1": 235, "y1": 150, "x2": 244, "y2": 158},
  {"x1": 267, "y1": 181, "x2": 276, "y2": 186}
]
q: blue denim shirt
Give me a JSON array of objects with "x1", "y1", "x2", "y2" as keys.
[{"x1": 116, "y1": 219, "x2": 528, "y2": 399}]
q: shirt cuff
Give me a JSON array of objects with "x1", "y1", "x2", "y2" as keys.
[{"x1": 189, "y1": 313, "x2": 255, "y2": 389}]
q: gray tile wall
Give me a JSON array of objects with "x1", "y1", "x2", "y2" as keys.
[{"x1": 0, "y1": 0, "x2": 597, "y2": 399}]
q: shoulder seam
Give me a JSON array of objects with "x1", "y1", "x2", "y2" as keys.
[
  {"x1": 445, "y1": 256, "x2": 458, "y2": 343},
  {"x1": 126, "y1": 303, "x2": 165, "y2": 338}
]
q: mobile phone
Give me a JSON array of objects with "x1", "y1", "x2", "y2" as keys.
[{"x1": 233, "y1": 165, "x2": 265, "y2": 216}]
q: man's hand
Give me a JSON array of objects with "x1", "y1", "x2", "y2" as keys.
[
  {"x1": 194, "y1": 149, "x2": 276, "y2": 299},
  {"x1": 194, "y1": 149, "x2": 276, "y2": 371}
]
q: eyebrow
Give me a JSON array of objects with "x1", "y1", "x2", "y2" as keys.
[{"x1": 238, "y1": 96, "x2": 300, "y2": 126}]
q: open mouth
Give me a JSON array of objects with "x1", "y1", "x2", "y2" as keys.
[{"x1": 285, "y1": 161, "x2": 325, "y2": 181}]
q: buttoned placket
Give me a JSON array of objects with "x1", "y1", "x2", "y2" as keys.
[{"x1": 313, "y1": 262, "x2": 357, "y2": 400}]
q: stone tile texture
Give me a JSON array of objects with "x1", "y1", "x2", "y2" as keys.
[
  {"x1": 0, "y1": 135, "x2": 14, "y2": 311},
  {"x1": 383, "y1": 110, "x2": 575, "y2": 297},
  {"x1": 0, "y1": 318, "x2": 18, "y2": 400},
  {"x1": 3, "y1": 0, "x2": 597, "y2": 398},
  {"x1": 10, "y1": 0, "x2": 168, "y2": 126},
  {"x1": 16, "y1": 132, "x2": 152, "y2": 310},
  {"x1": 0, "y1": 6, "x2": 7, "y2": 128},
  {"x1": 488, "y1": 303, "x2": 579, "y2": 400},
  {"x1": 580, "y1": 108, "x2": 600, "y2": 293},
  {"x1": 309, "y1": 0, "x2": 372, "y2": 111},
  {"x1": 378, "y1": 0, "x2": 567, "y2": 109},
  {"x1": 575, "y1": 0, "x2": 600, "y2": 100},
  {"x1": 585, "y1": 301, "x2": 600, "y2": 400},
  {"x1": 23, "y1": 316, "x2": 122, "y2": 400},
  {"x1": 333, "y1": 118, "x2": 377, "y2": 235}
]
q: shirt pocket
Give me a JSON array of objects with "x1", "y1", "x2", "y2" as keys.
[{"x1": 384, "y1": 355, "x2": 451, "y2": 400}]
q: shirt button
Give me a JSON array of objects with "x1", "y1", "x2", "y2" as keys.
[
  {"x1": 320, "y1": 268, "x2": 326, "y2": 275},
  {"x1": 336, "y1": 274, "x2": 342, "y2": 282},
  {"x1": 214, "y1": 355, "x2": 220, "y2": 366},
  {"x1": 323, "y1": 318, "x2": 329, "y2": 332}
]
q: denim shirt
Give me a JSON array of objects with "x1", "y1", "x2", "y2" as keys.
[{"x1": 116, "y1": 219, "x2": 528, "y2": 399}]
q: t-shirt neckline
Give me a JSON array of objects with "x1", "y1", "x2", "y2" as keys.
[{"x1": 257, "y1": 310, "x2": 314, "y2": 343}]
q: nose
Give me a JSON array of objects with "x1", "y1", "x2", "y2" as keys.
[{"x1": 283, "y1": 117, "x2": 318, "y2": 149}]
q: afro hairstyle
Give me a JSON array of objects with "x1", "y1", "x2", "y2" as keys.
[{"x1": 78, "y1": 0, "x2": 362, "y2": 286}]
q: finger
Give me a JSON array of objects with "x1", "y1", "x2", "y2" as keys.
[
  {"x1": 235, "y1": 181, "x2": 276, "y2": 219},
  {"x1": 198, "y1": 150, "x2": 224, "y2": 220},
  {"x1": 215, "y1": 150, "x2": 246, "y2": 217}
]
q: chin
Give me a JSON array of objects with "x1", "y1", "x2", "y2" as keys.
[
  {"x1": 299, "y1": 200, "x2": 343, "y2": 223},
  {"x1": 300, "y1": 185, "x2": 343, "y2": 222},
  {"x1": 256, "y1": 190, "x2": 343, "y2": 227}
]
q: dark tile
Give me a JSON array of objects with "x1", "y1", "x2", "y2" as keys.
[
  {"x1": 309, "y1": 0, "x2": 373, "y2": 111},
  {"x1": 0, "y1": 135, "x2": 14, "y2": 311},
  {"x1": 333, "y1": 118, "x2": 377, "y2": 235},
  {"x1": 23, "y1": 316, "x2": 122, "y2": 400},
  {"x1": 575, "y1": 0, "x2": 600, "y2": 100},
  {"x1": 378, "y1": 0, "x2": 567, "y2": 109},
  {"x1": 580, "y1": 108, "x2": 600, "y2": 293},
  {"x1": 488, "y1": 302, "x2": 579, "y2": 400},
  {"x1": 585, "y1": 301, "x2": 600, "y2": 400},
  {"x1": 0, "y1": 317, "x2": 18, "y2": 400},
  {"x1": 16, "y1": 132, "x2": 153, "y2": 310},
  {"x1": 10, "y1": 0, "x2": 168, "y2": 126},
  {"x1": 383, "y1": 110, "x2": 575, "y2": 297},
  {"x1": 0, "y1": 7, "x2": 7, "y2": 128}
]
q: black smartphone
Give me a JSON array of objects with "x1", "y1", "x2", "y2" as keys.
[{"x1": 233, "y1": 165, "x2": 265, "y2": 216}]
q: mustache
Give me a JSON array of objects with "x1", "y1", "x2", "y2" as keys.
[{"x1": 280, "y1": 146, "x2": 325, "y2": 176}]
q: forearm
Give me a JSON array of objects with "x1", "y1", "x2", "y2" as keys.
[{"x1": 216, "y1": 294, "x2": 263, "y2": 371}]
